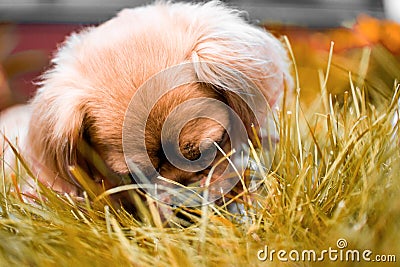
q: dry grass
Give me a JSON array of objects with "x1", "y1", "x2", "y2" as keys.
[{"x1": 1, "y1": 45, "x2": 400, "y2": 267}]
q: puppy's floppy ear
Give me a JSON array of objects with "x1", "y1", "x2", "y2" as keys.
[
  {"x1": 28, "y1": 83, "x2": 89, "y2": 192},
  {"x1": 27, "y1": 31, "x2": 92, "y2": 192},
  {"x1": 189, "y1": 12, "x2": 293, "y2": 141},
  {"x1": 188, "y1": 3, "x2": 293, "y2": 107},
  {"x1": 190, "y1": 47, "x2": 291, "y2": 143},
  {"x1": 190, "y1": 58, "x2": 262, "y2": 141}
]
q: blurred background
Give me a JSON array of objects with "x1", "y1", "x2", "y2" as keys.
[
  {"x1": 0, "y1": 0, "x2": 388, "y2": 25},
  {"x1": 0, "y1": 0, "x2": 399, "y2": 110}
]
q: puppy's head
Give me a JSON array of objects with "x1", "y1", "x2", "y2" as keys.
[{"x1": 27, "y1": 2, "x2": 292, "y2": 207}]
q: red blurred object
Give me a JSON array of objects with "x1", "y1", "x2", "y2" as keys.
[
  {"x1": 13, "y1": 24, "x2": 82, "y2": 54},
  {"x1": 10, "y1": 24, "x2": 83, "y2": 100}
]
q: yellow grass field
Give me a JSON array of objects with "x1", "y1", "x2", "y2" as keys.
[{"x1": 1, "y1": 22, "x2": 400, "y2": 266}]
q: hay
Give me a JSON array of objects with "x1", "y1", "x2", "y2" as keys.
[{"x1": 1, "y1": 44, "x2": 399, "y2": 267}]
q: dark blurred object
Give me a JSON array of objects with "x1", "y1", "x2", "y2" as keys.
[
  {"x1": 0, "y1": 0, "x2": 385, "y2": 27},
  {"x1": 0, "y1": 0, "x2": 148, "y2": 24},
  {"x1": 0, "y1": 24, "x2": 14, "y2": 110},
  {"x1": 231, "y1": 0, "x2": 384, "y2": 27}
]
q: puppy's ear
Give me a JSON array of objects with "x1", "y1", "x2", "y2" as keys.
[
  {"x1": 190, "y1": 24, "x2": 293, "y2": 143},
  {"x1": 25, "y1": 28, "x2": 100, "y2": 193},
  {"x1": 27, "y1": 80, "x2": 89, "y2": 193},
  {"x1": 191, "y1": 52, "x2": 286, "y2": 143}
]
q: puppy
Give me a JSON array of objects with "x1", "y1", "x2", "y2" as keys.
[{"x1": 0, "y1": 1, "x2": 292, "y2": 211}]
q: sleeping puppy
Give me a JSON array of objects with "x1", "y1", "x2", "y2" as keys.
[{"x1": 0, "y1": 1, "x2": 292, "y2": 212}]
